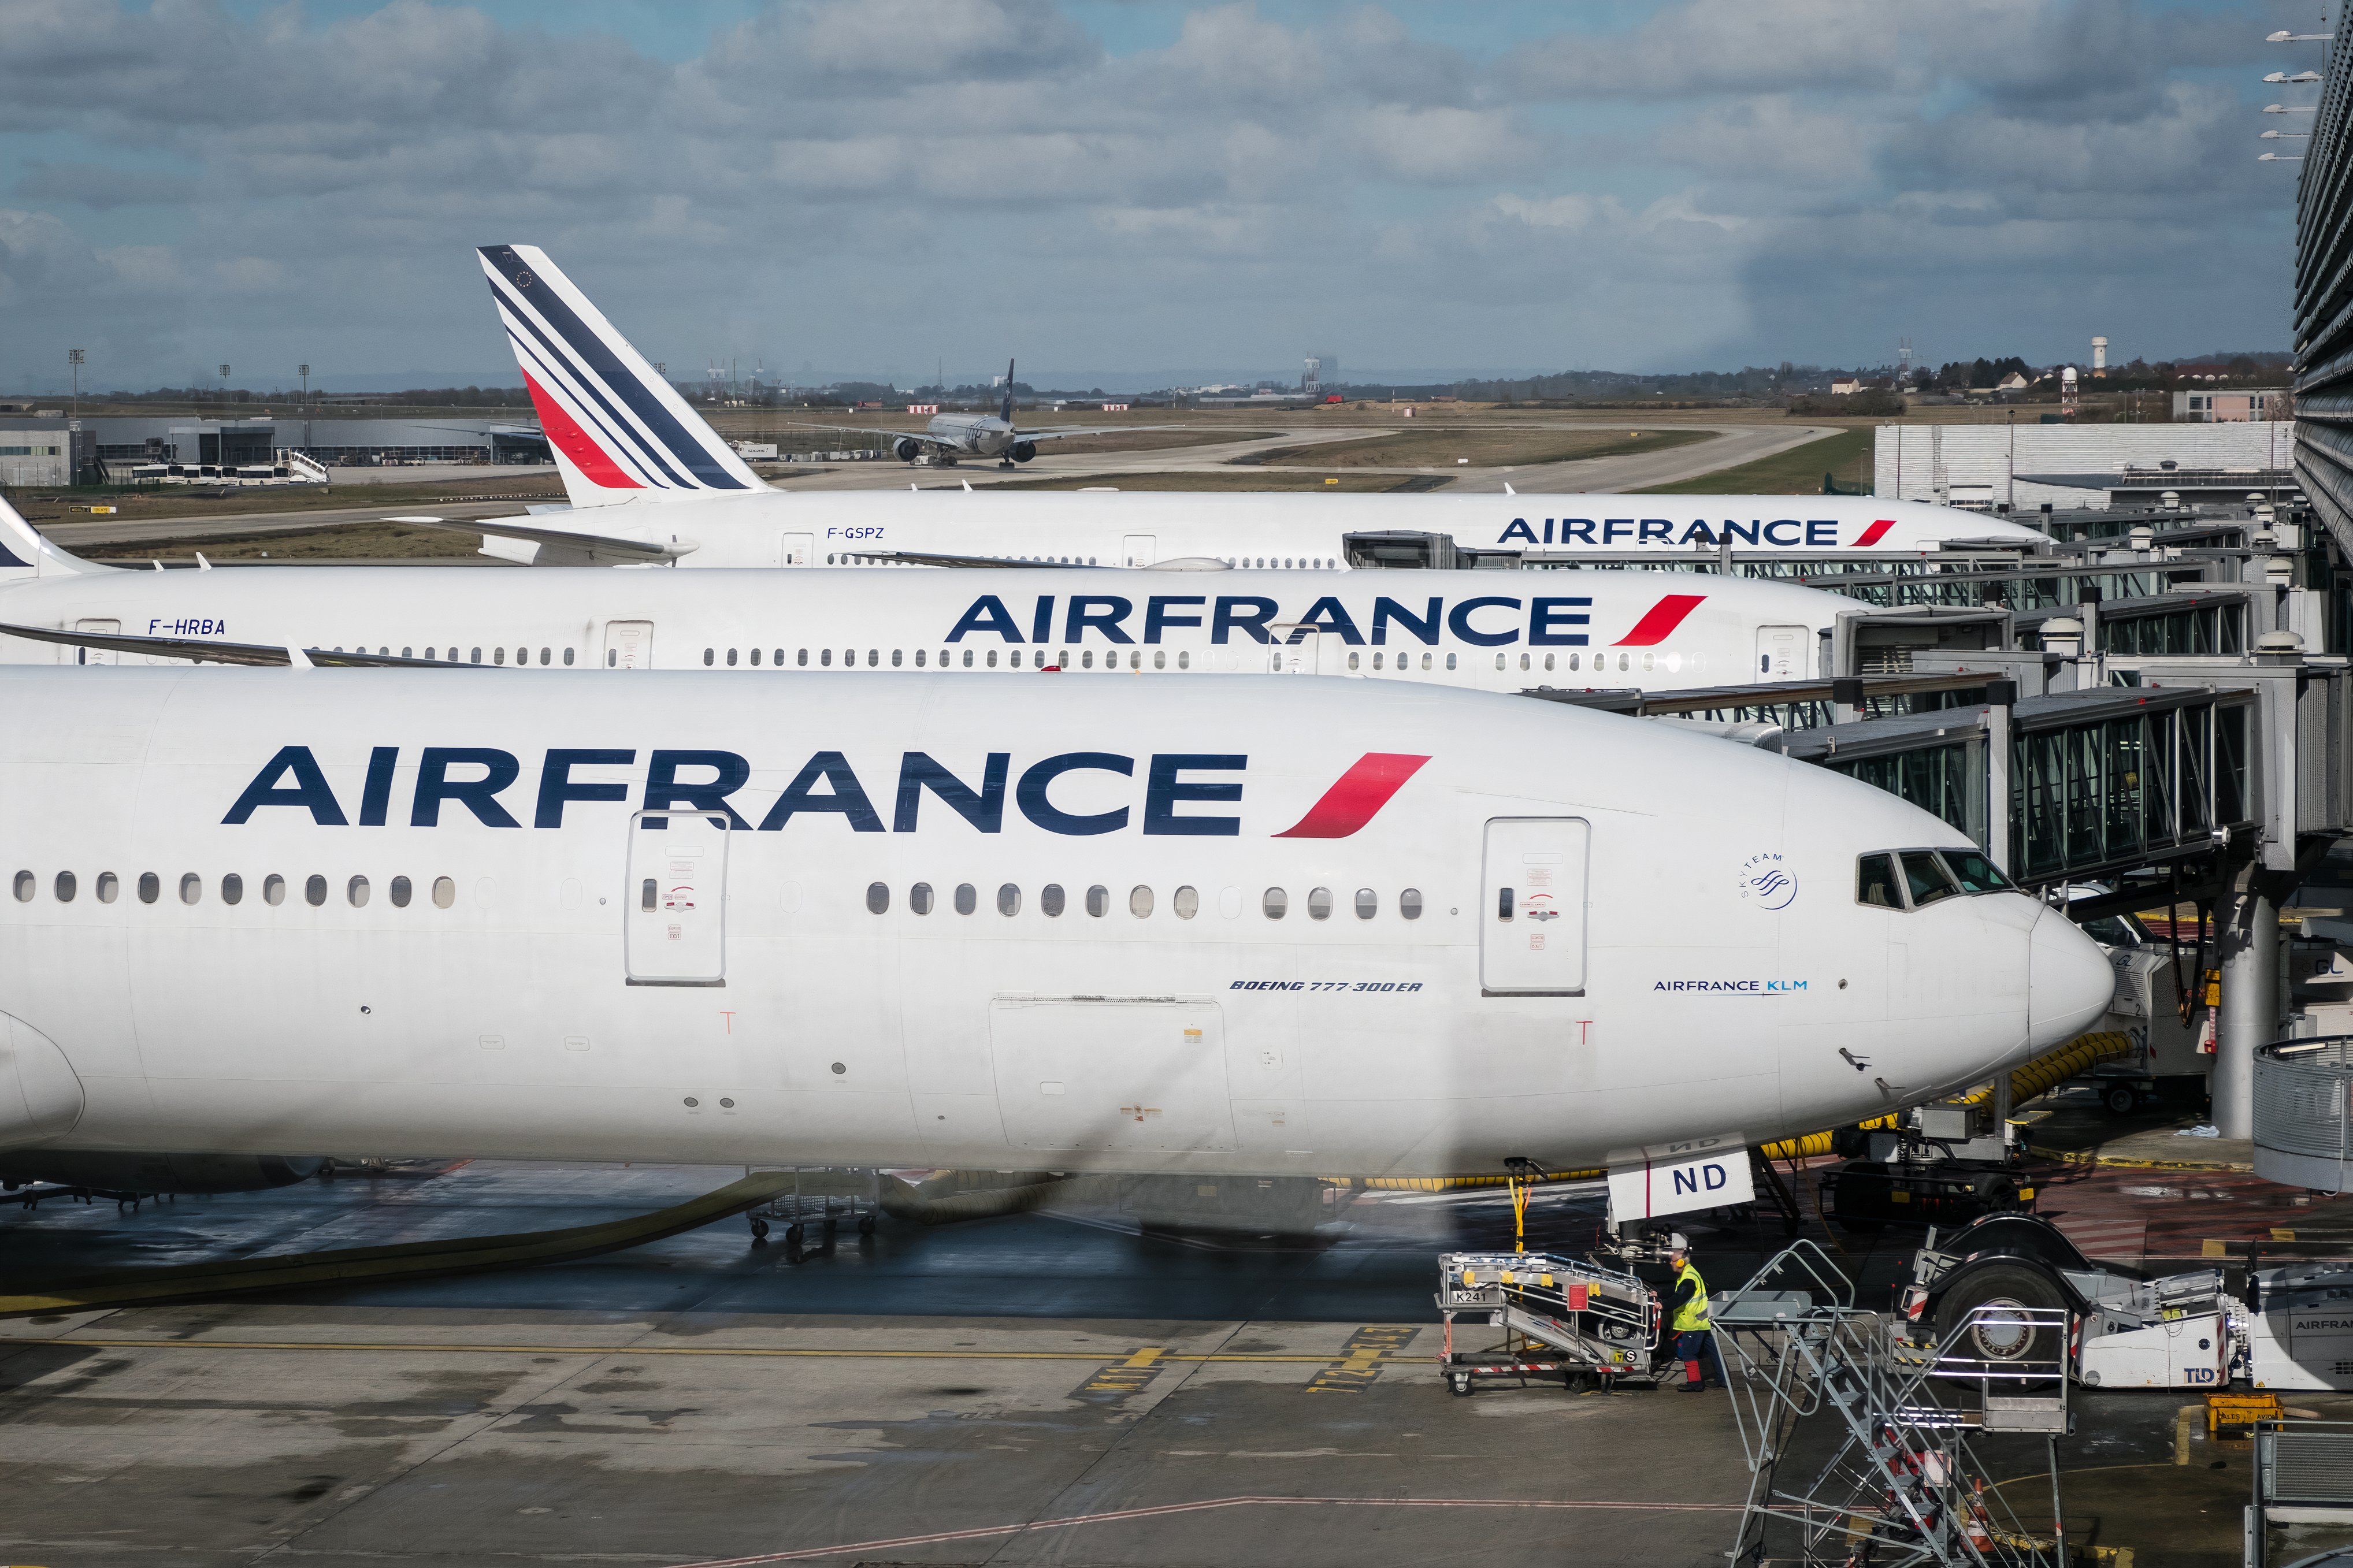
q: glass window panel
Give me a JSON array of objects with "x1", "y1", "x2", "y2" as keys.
[
  {"x1": 139, "y1": 871, "x2": 159, "y2": 904},
  {"x1": 1263, "y1": 887, "x2": 1288, "y2": 919},
  {"x1": 1354, "y1": 887, "x2": 1377, "y2": 919},
  {"x1": 865, "y1": 881, "x2": 889, "y2": 914},
  {"x1": 390, "y1": 875, "x2": 412, "y2": 908},
  {"x1": 1899, "y1": 850, "x2": 1961, "y2": 907},
  {"x1": 1041, "y1": 883, "x2": 1065, "y2": 916},
  {"x1": 910, "y1": 882, "x2": 933, "y2": 915},
  {"x1": 1937, "y1": 849, "x2": 2010, "y2": 893},
  {"x1": 1856, "y1": 853, "x2": 1902, "y2": 908},
  {"x1": 1173, "y1": 885, "x2": 1199, "y2": 919},
  {"x1": 997, "y1": 883, "x2": 1020, "y2": 916},
  {"x1": 1307, "y1": 887, "x2": 1333, "y2": 920},
  {"x1": 95, "y1": 871, "x2": 118, "y2": 904},
  {"x1": 1085, "y1": 884, "x2": 1108, "y2": 917},
  {"x1": 221, "y1": 872, "x2": 243, "y2": 905},
  {"x1": 1129, "y1": 885, "x2": 1153, "y2": 917},
  {"x1": 954, "y1": 883, "x2": 977, "y2": 915},
  {"x1": 1399, "y1": 887, "x2": 1423, "y2": 919},
  {"x1": 432, "y1": 876, "x2": 456, "y2": 908},
  {"x1": 53, "y1": 871, "x2": 75, "y2": 903}
]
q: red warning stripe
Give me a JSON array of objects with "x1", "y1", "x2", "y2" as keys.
[
  {"x1": 1272, "y1": 752, "x2": 1431, "y2": 839},
  {"x1": 522, "y1": 369, "x2": 641, "y2": 489},
  {"x1": 1612, "y1": 593, "x2": 1704, "y2": 647},
  {"x1": 1854, "y1": 518, "x2": 1895, "y2": 548}
]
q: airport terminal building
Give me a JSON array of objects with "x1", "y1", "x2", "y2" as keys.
[{"x1": 84, "y1": 414, "x2": 550, "y2": 478}]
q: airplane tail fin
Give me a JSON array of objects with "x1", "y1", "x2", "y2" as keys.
[
  {"x1": 1000, "y1": 358, "x2": 1016, "y2": 423},
  {"x1": 0, "y1": 489, "x2": 106, "y2": 581},
  {"x1": 477, "y1": 244, "x2": 767, "y2": 510}
]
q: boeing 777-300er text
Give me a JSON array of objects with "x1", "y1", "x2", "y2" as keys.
[
  {"x1": 0, "y1": 668, "x2": 2111, "y2": 1213},
  {"x1": 455, "y1": 244, "x2": 2054, "y2": 570},
  {"x1": 0, "y1": 501, "x2": 1857, "y2": 687}
]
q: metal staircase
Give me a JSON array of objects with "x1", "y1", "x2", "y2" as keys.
[{"x1": 1712, "y1": 1240, "x2": 2071, "y2": 1566}]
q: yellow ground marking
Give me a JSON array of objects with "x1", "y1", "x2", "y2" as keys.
[{"x1": 19, "y1": 1336, "x2": 1370, "y2": 1366}]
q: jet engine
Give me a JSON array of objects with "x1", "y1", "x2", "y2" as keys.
[
  {"x1": 0, "y1": 1151, "x2": 324, "y2": 1195},
  {"x1": 893, "y1": 437, "x2": 923, "y2": 463},
  {"x1": 1012, "y1": 441, "x2": 1038, "y2": 463}
]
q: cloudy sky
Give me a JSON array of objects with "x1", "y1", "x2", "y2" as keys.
[{"x1": 0, "y1": 0, "x2": 2303, "y2": 392}]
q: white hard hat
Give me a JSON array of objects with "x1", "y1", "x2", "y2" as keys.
[{"x1": 1668, "y1": 1232, "x2": 1690, "y2": 1253}]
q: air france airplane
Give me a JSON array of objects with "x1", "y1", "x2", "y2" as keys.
[
  {"x1": 0, "y1": 503, "x2": 1855, "y2": 688},
  {"x1": 0, "y1": 669, "x2": 2114, "y2": 1205},
  {"x1": 458, "y1": 245, "x2": 2054, "y2": 570}
]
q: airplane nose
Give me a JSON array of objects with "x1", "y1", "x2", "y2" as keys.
[{"x1": 2027, "y1": 908, "x2": 2115, "y2": 1050}]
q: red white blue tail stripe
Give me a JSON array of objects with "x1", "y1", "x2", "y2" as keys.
[{"x1": 478, "y1": 244, "x2": 763, "y2": 508}]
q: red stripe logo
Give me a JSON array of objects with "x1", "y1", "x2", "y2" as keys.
[
  {"x1": 522, "y1": 370, "x2": 641, "y2": 490},
  {"x1": 1854, "y1": 518, "x2": 1895, "y2": 548},
  {"x1": 1613, "y1": 593, "x2": 1704, "y2": 647},
  {"x1": 1272, "y1": 752, "x2": 1431, "y2": 839}
]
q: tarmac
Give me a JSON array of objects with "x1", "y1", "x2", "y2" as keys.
[{"x1": 2, "y1": 1105, "x2": 2344, "y2": 1568}]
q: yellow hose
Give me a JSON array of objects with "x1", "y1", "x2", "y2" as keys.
[{"x1": 1756, "y1": 1031, "x2": 2133, "y2": 1161}]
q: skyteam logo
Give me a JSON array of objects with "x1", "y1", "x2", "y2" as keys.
[
  {"x1": 1738, "y1": 851, "x2": 1798, "y2": 911},
  {"x1": 224, "y1": 747, "x2": 1429, "y2": 841}
]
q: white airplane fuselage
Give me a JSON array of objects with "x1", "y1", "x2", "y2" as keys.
[
  {"x1": 478, "y1": 490, "x2": 2050, "y2": 569},
  {"x1": 0, "y1": 671, "x2": 2113, "y2": 1176},
  {"x1": 0, "y1": 566, "x2": 1857, "y2": 690}
]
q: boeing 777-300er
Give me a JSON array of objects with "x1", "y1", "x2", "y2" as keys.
[
  {"x1": 0, "y1": 669, "x2": 2113, "y2": 1214},
  {"x1": 0, "y1": 501, "x2": 1857, "y2": 686},
  {"x1": 791, "y1": 358, "x2": 1159, "y2": 468},
  {"x1": 457, "y1": 244, "x2": 2054, "y2": 570}
]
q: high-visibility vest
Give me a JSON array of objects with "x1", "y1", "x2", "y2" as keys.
[{"x1": 1672, "y1": 1261, "x2": 1711, "y2": 1333}]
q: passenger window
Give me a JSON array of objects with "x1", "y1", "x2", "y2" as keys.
[
  {"x1": 1349, "y1": 652, "x2": 1361, "y2": 671},
  {"x1": 892, "y1": 649, "x2": 903, "y2": 667},
  {"x1": 1939, "y1": 849, "x2": 2011, "y2": 894},
  {"x1": 348, "y1": 875, "x2": 370, "y2": 908},
  {"x1": 1446, "y1": 653, "x2": 1457, "y2": 671},
  {"x1": 1495, "y1": 654, "x2": 1505, "y2": 670},
  {"x1": 264, "y1": 874, "x2": 287, "y2": 906},
  {"x1": 1041, "y1": 883, "x2": 1066, "y2": 916},
  {"x1": 471, "y1": 647, "x2": 481, "y2": 663},
  {"x1": 180, "y1": 873, "x2": 202, "y2": 906},
  {"x1": 1307, "y1": 887, "x2": 1333, "y2": 920},
  {"x1": 96, "y1": 871, "x2": 118, "y2": 904},
  {"x1": 1354, "y1": 888, "x2": 1377, "y2": 919},
  {"x1": 954, "y1": 883, "x2": 977, "y2": 915},
  {"x1": 1085, "y1": 885, "x2": 1109, "y2": 917},
  {"x1": 54, "y1": 871, "x2": 75, "y2": 903},
  {"x1": 726, "y1": 648, "x2": 737, "y2": 667},
  {"x1": 1856, "y1": 853, "x2": 1902, "y2": 909},
  {"x1": 997, "y1": 883, "x2": 1020, "y2": 916},
  {"x1": 563, "y1": 648, "x2": 575, "y2": 666},
  {"x1": 495, "y1": 647, "x2": 506, "y2": 665},
  {"x1": 1263, "y1": 887, "x2": 1288, "y2": 919},
  {"x1": 1178, "y1": 651, "x2": 1190, "y2": 669},
  {"x1": 912, "y1": 649, "x2": 925, "y2": 667},
  {"x1": 866, "y1": 881, "x2": 890, "y2": 915},
  {"x1": 390, "y1": 876, "x2": 412, "y2": 908},
  {"x1": 800, "y1": 649, "x2": 811, "y2": 667},
  {"x1": 911, "y1": 882, "x2": 934, "y2": 915},
  {"x1": 822, "y1": 649, "x2": 833, "y2": 667},
  {"x1": 1899, "y1": 850, "x2": 1961, "y2": 908},
  {"x1": 1082, "y1": 650, "x2": 1095, "y2": 669},
  {"x1": 1173, "y1": 885, "x2": 1199, "y2": 919},
  {"x1": 10, "y1": 871, "x2": 29, "y2": 903},
  {"x1": 138, "y1": 872, "x2": 159, "y2": 904},
  {"x1": 541, "y1": 647, "x2": 552, "y2": 666},
  {"x1": 300, "y1": 874, "x2": 325, "y2": 908},
  {"x1": 704, "y1": 648, "x2": 715, "y2": 666},
  {"x1": 221, "y1": 873, "x2": 243, "y2": 906},
  {"x1": 773, "y1": 649, "x2": 784, "y2": 666},
  {"x1": 1400, "y1": 887, "x2": 1423, "y2": 920},
  {"x1": 1154, "y1": 651, "x2": 1166, "y2": 670},
  {"x1": 1130, "y1": 885, "x2": 1153, "y2": 917},
  {"x1": 432, "y1": 876, "x2": 455, "y2": 909},
  {"x1": 868, "y1": 649, "x2": 879, "y2": 667}
]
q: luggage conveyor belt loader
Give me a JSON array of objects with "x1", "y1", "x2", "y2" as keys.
[
  {"x1": 1901, "y1": 1212, "x2": 2353, "y2": 1392},
  {"x1": 1434, "y1": 1250, "x2": 1665, "y2": 1395}
]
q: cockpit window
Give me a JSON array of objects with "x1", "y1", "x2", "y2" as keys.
[
  {"x1": 1899, "y1": 850, "x2": 1962, "y2": 908},
  {"x1": 1938, "y1": 849, "x2": 2011, "y2": 894},
  {"x1": 1856, "y1": 853, "x2": 1902, "y2": 909}
]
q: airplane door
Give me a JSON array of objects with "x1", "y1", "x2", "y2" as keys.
[
  {"x1": 625, "y1": 809, "x2": 728, "y2": 986},
  {"x1": 72, "y1": 619, "x2": 120, "y2": 666},
  {"x1": 1756, "y1": 624, "x2": 1806, "y2": 681},
  {"x1": 779, "y1": 533, "x2": 814, "y2": 567},
  {"x1": 990, "y1": 997, "x2": 1237, "y2": 1152},
  {"x1": 1267, "y1": 627, "x2": 1326, "y2": 674},
  {"x1": 603, "y1": 619, "x2": 654, "y2": 668},
  {"x1": 1122, "y1": 534, "x2": 1157, "y2": 567},
  {"x1": 1481, "y1": 818, "x2": 1590, "y2": 995}
]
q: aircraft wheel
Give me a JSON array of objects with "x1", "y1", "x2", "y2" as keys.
[{"x1": 1935, "y1": 1262, "x2": 2066, "y2": 1387}]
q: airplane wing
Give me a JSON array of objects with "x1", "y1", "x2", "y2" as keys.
[
  {"x1": 784, "y1": 422, "x2": 951, "y2": 448},
  {"x1": 0, "y1": 620, "x2": 485, "y2": 668},
  {"x1": 839, "y1": 549, "x2": 1089, "y2": 569},
  {"x1": 377, "y1": 514, "x2": 696, "y2": 567},
  {"x1": 1011, "y1": 425, "x2": 1175, "y2": 441}
]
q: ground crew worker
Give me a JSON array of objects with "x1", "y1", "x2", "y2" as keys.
[{"x1": 1667, "y1": 1235, "x2": 1724, "y2": 1393}]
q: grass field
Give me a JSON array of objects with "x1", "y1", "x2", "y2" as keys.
[
  {"x1": 1233, "y1": 426, "x2": 1711, "y2": 469},
  {"x1": 1637, "y1": 426, "x2": 1873, "y2": 495}
]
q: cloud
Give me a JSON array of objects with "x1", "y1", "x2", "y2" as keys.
[{"x1": 0, "y1": 0, "x2": 2295, "y2": 387}]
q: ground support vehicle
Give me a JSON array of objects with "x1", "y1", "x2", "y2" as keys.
[
  {"x1": 1900, "y1": 1214, "x2": 2353, "y2": 1392},
  {"x1": 1433, "y1": 1250, "x2": 1662, "y2": 1395}
]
